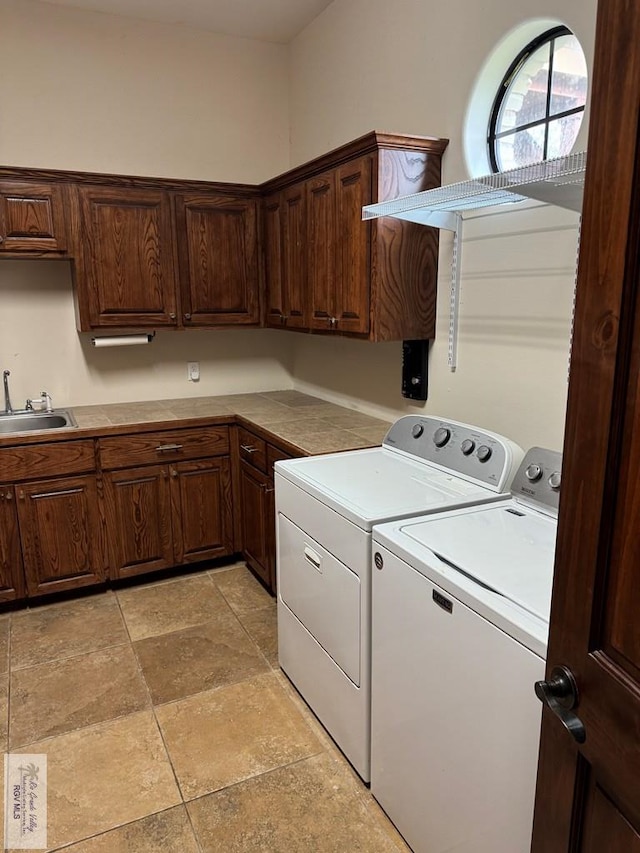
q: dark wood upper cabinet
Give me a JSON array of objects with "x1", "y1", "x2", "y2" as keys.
[
  {"x1": 73, "y1": 185, "x2": 178, "y2": 330},
  {"x1": 175, "y1": 193, "x2": 260, "y2": 327},
  {"x1": 0, "y1": 181, "x2": 68, "y2": 254},
  {"x1": 262, "y1": 132, "x2": 448, "y2": 341}
]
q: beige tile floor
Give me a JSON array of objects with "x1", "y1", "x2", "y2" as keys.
[{"x1": 1, "y1": 563, "x2": 410, "y2": 852}]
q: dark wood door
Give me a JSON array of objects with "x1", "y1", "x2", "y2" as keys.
[
  {"x1": 105, "y1": 465, "x2": 173, "y2": 578},
  {"x1": 76, "y1": 185, "x2": 177, "y2": 329},
  {"x1": 281, "y1": 183, "x2": 307, "y2": 329},
  {"x1": 307, "y1": 170, "x2": 336, "y2": 331},
  {"x1": 239, "y1": 460, "x2": 270, "y2": 587},
  {"x1": 170, "y1": 457, "x2": 234, "y2": 564},
  {"x1": 531, "y1": 1, "x2": 640, "y2": 848},
  {"x1": 0, "y1": 181, "x2": 68, "y2": 254},
  {"x1": 335, "y1": 156, "x2": 371, "y2": 335},
  {"x1": 17, "y1": 475, "x2": 105, "y2": 596},
  {"x1": 0, "y1": 487, "x2": 25, "y2": 601},
  {"x1": 264, "y1": 192, "x2": 286, "y2": 328},
  {"x1": 176, "y1": 193, "x2": 260, "y2": 327}
]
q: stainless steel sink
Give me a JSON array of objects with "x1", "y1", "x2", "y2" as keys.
[{"x1": 0, "y1": 409, "x2": 77, "y2": 435}]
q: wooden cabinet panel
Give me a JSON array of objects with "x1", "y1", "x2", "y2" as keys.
[
  {"x1": 238, "y1": 427, "x2": 267, "y2": 473},
  {"x1": 335, "y1": 156, "x2": 372, "y2": 335},
  {"x1": 0, "y1": 181, "x2": 67, "y2": 254},
  {"x1": 17, "y1": 475, "x2": 105, "y2": 596},
  {"x1": 75, "y1": 185, "x2": 177, "y2": 330},
  {"x1": 105, "y1": 464, "x2": 174, "y2": 579},
  {"x1": 239, "y1": 461, "x2": 270, "y2": 587},
  {"x1": 308, "y1": 171, "x2": 336, "y2": 331},
  {"x1": 0, "y1": 488, "x2": 25, "y2": 601},
  {"x1": 264, "y1": 192, "x2": 285, "y2": 327},
  {"x1": 99, "y1": 426, "x2": 229, "y2": 470},
  {"x1": 0, "y1": 440, "x2": 95, "y2": 483},
  {"x1": 176, "y1": 194, "x2": 260, "y2": 327},
  {"x1": 281, "y1": 185, "x2": 307, "y2": 328},
  {"x1": 171, "y1": 458, "x2": 233, "y2": 564}
]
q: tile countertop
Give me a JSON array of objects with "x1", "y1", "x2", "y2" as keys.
[{"x1": 64, "y1": 391, "x2": 392, "y2": 456}]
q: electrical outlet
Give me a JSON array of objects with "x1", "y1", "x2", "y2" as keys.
[{"x1": 187, "y1": 361, "x2": 200, "y2": 382}]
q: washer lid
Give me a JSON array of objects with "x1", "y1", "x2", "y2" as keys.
[
  {"x1": 399, "y1": 502, "x2": 557, "y2": 622},
  {"x1": 275, "y1": 448, "x2": 494, "y2": 529}
]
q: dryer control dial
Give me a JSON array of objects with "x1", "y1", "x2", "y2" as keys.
[
  {"x1": 411, "y1": 424, "x2": 424, "y2": 438},
  {"x1": 525, "y1": 464, "x2": 543, "y2": 482},
  {"x1": 477, "y1": 444, "x2": 492, "y2": 462},
  {"x1": 460, "y1": 439, "x2": 475, "y2": 456},
  {"x1": 433, "y1": 427, "x2": 451, "y2": 448},
  {"x1": 548, "y1": 471, "x2": 562, "y2": 491}
]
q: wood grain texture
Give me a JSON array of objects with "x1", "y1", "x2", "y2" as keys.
[
  {"x1": 99, "y1": 426, "x2": 229, "y2": 470},
  {"x1": 18, "y1": 474, "x2": 105, "y2": 595},
  {"x1": 531, "y1": 0, "x2": 640, "y2": 848},
  {"x1": 334, "y1": 156, "x2": 371, "y2": 335},
  {"x1": 239, "y1": 461, "x2": 270, "y2": 587},
  {"x1": 0, "y1": 181, "x2": 68, "y2": 253},
  {"x1": 175, "y1": 193, "x2": 260, "y2": 327},
  {"x1": 264, "y1": 192, "x2": 286, "y2": 327},
  {"x1": 281, "y1": 184, "x2": 307, "y2": 328},
  {"x1": 0, "y1": 440, "x2": 96, "y2": 483},
  {"x1": 75, "y1": 185, "x2": 178, "y2": 330},
  {"x1": 0, "y1": 488, "x2": 25, "y2": 600},
  {"x1": 171, "y1": 457, "x2": 234, "y2": 564},
  {"x1": 307, "y1": 170, "x2": 336, "y2": 329}
]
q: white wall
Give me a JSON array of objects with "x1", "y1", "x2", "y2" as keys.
[
  {"x1": 289, "y1": 0, "x2": 598, "y2": 451},
  {"x1": 0, "y1": 0, "x2": 293, "y2": 408}
]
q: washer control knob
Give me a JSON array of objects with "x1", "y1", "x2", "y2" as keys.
[
  {"x1": 525, "y1": 464, "x2": 543, "y2": 482},
  {"x1": 433, "y1": 427, "x2": 451, "y2": 448},
  {"x1": 548, "y1": 471, "x2": 562, "y2": 491},
  {"x1": 460, "y1": 439, "x2": 475, "y2": 456},
  {"x1": 477, "y1": 445, "x2": 492, "y2": 463},
  {"x1": 411, "y1": 424, "x2": 424, "y2": 439}
]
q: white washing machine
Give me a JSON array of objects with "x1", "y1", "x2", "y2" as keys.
[
  {"x1": 274, "y1": 415, "x2": 523, "y2": 782},
  {"x1": 370, "y1": 447, "x2": 561, "y2": 853}
]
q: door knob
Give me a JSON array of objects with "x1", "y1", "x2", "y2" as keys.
[{"x1": 535, "y1": 665, "x2": 586, "y2": 743}]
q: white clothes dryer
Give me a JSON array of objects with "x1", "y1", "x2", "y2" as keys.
[
  {"x1": 370, "y1": 447, "x2": 561, "y2": 853},
  {"x1": 274, "y1": 415, "x2": 523, "y2": 782}
]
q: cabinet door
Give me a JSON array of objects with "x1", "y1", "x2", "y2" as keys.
[
  {"x1": 170, "y1": 457, "x2": 234, "y2": 564},
  {"x1": 17, "y1": 475, "x2": 105, "y2": 596},
  {"x1": 75, "y1": 185, "x2": 177, "y2": 330},
  {"x1": 281, "y1": 184, "x2": 308, "y2": 329},
  {"x1": 239, "y1": 461, "x2": 270, "y2": 587},
  {"x1": 0, "y1": 181, "x2": 67, "y2": 254},
  {"x1": 335, "y1": 156, "x2": 372, "y2": 335},
  {"x1": 176, "y1": 194, "x2": 260, "y2": 326},
  {"x1": 0, "y1": 488, "x2": 25, "y2": 601},
  {"x1": 264, "y1": 192, "x2": 286, "y2": 328},
  {"x1": 307, "y1": 171, "x2": 336, "y2": 331},
  {"x1": 105, "y1": 465, "x2": 174, "y2": 579}
]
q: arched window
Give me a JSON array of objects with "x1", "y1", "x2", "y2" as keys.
[{"x1": 488, "y1": 26, "x2": 588, "y2": 172}]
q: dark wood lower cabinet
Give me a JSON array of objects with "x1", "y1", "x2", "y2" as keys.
[
  {"x1": 105, "y1": 458, "x2": 234, "y2": 579},
  {"x1": 0, "y1": 487, "x2": 25, "y2": 601},
  {"x1": 17, "y1": 475, "x2": 106, "y2": 596}
]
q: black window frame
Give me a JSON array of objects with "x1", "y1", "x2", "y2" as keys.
[{"x1": 488, "y1": 25, "x2": 586, "y2": 172}]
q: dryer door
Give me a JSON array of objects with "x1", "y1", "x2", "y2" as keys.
[{"x1": 278, "y1": 514, "x2": 361, "y2": 685}]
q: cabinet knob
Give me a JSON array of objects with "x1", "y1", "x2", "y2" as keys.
[
  {"x1": 171, "y1": 469, "x2": 178, "y2": 478},
  {"x1": 0, "y1": 236, "x2": 4, "y2": 244},
  {"x1": 330, "y1": 317, "x2": 337, "y2": 328},
  {"x1": 161, "y1": 469, "x2": 168, "y2": 479},
  {"x1": 18, "y1": 490, "x2": 25, "y2": 500},
  {"x1": 169, "y1": 312, "x2": 176, "y2": 321},
  {"x1": 281, "y1": 315, "x2": 287, "y2": 325},
  {"x1": 184, "y1": 313, "x2": 191, "y2": 321},
  {"x1": 5, "y1": 491, "x2": 12, "y2": 501}
]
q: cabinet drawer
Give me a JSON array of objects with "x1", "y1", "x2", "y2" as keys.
[
  {"x1": 99, "y1": 426, "x2": 229, "y2": 470},
  {"x1": 267, "y1": 444, "x2": 293, "y2": 474},
  {"x1": 238, "y1": 427, "x2": 267, "y2": 472},
  {"x1": 0, "y1": 440, "x2": 95, "y2": 483}
]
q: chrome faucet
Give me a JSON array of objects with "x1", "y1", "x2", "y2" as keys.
[{"x1": 2, "y1": 370, "x2": 12, "y2": 414}]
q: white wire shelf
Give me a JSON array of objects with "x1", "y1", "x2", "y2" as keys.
[
  {"x1": 362, "y1": 151, "x2": 586, "y2": 372},
  {"x1": 362, "y1": 150, "x2": 586, "y2": 229}
]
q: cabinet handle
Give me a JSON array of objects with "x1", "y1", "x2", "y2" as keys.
[
  {"x1": 155, "y1": 443, "x2": 183, "y2": 452},
  {"x1": 184, "y1": 313, "x2": 191, "y2": 321},
  {"x1": 0, "y1": 236, "x2": 4, "y2": 244},
  {"x1": 18, "y1": 491, "x2": 25, "y2": 500},
  {"x1": 240, "y1": 444, "x2": 258, "y2": 453},
  {"x1": 162, "y1": 469, "x2": 168, "y2": 479},
  {"x1": 329, "y1": 317, "x2": 337, "y2": 328},
  {"x1": 5, "y1": 491, "x2": 13, "y2": 501},
  {"x1": 281, "y1": 315, "x2": 287, "y2": 325},
  {"x1": 171, "y1": 468, "x2": 178, "y2": 478},
  {"x1": 263, "y1": 486, "x2": 275, "y2": 494},
  {"x1": 169, "y1": 312, "x2": 176, "y2": 320},
  {"x1": 33, "y1": 487, "x2": 82, "y2": 499}
]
